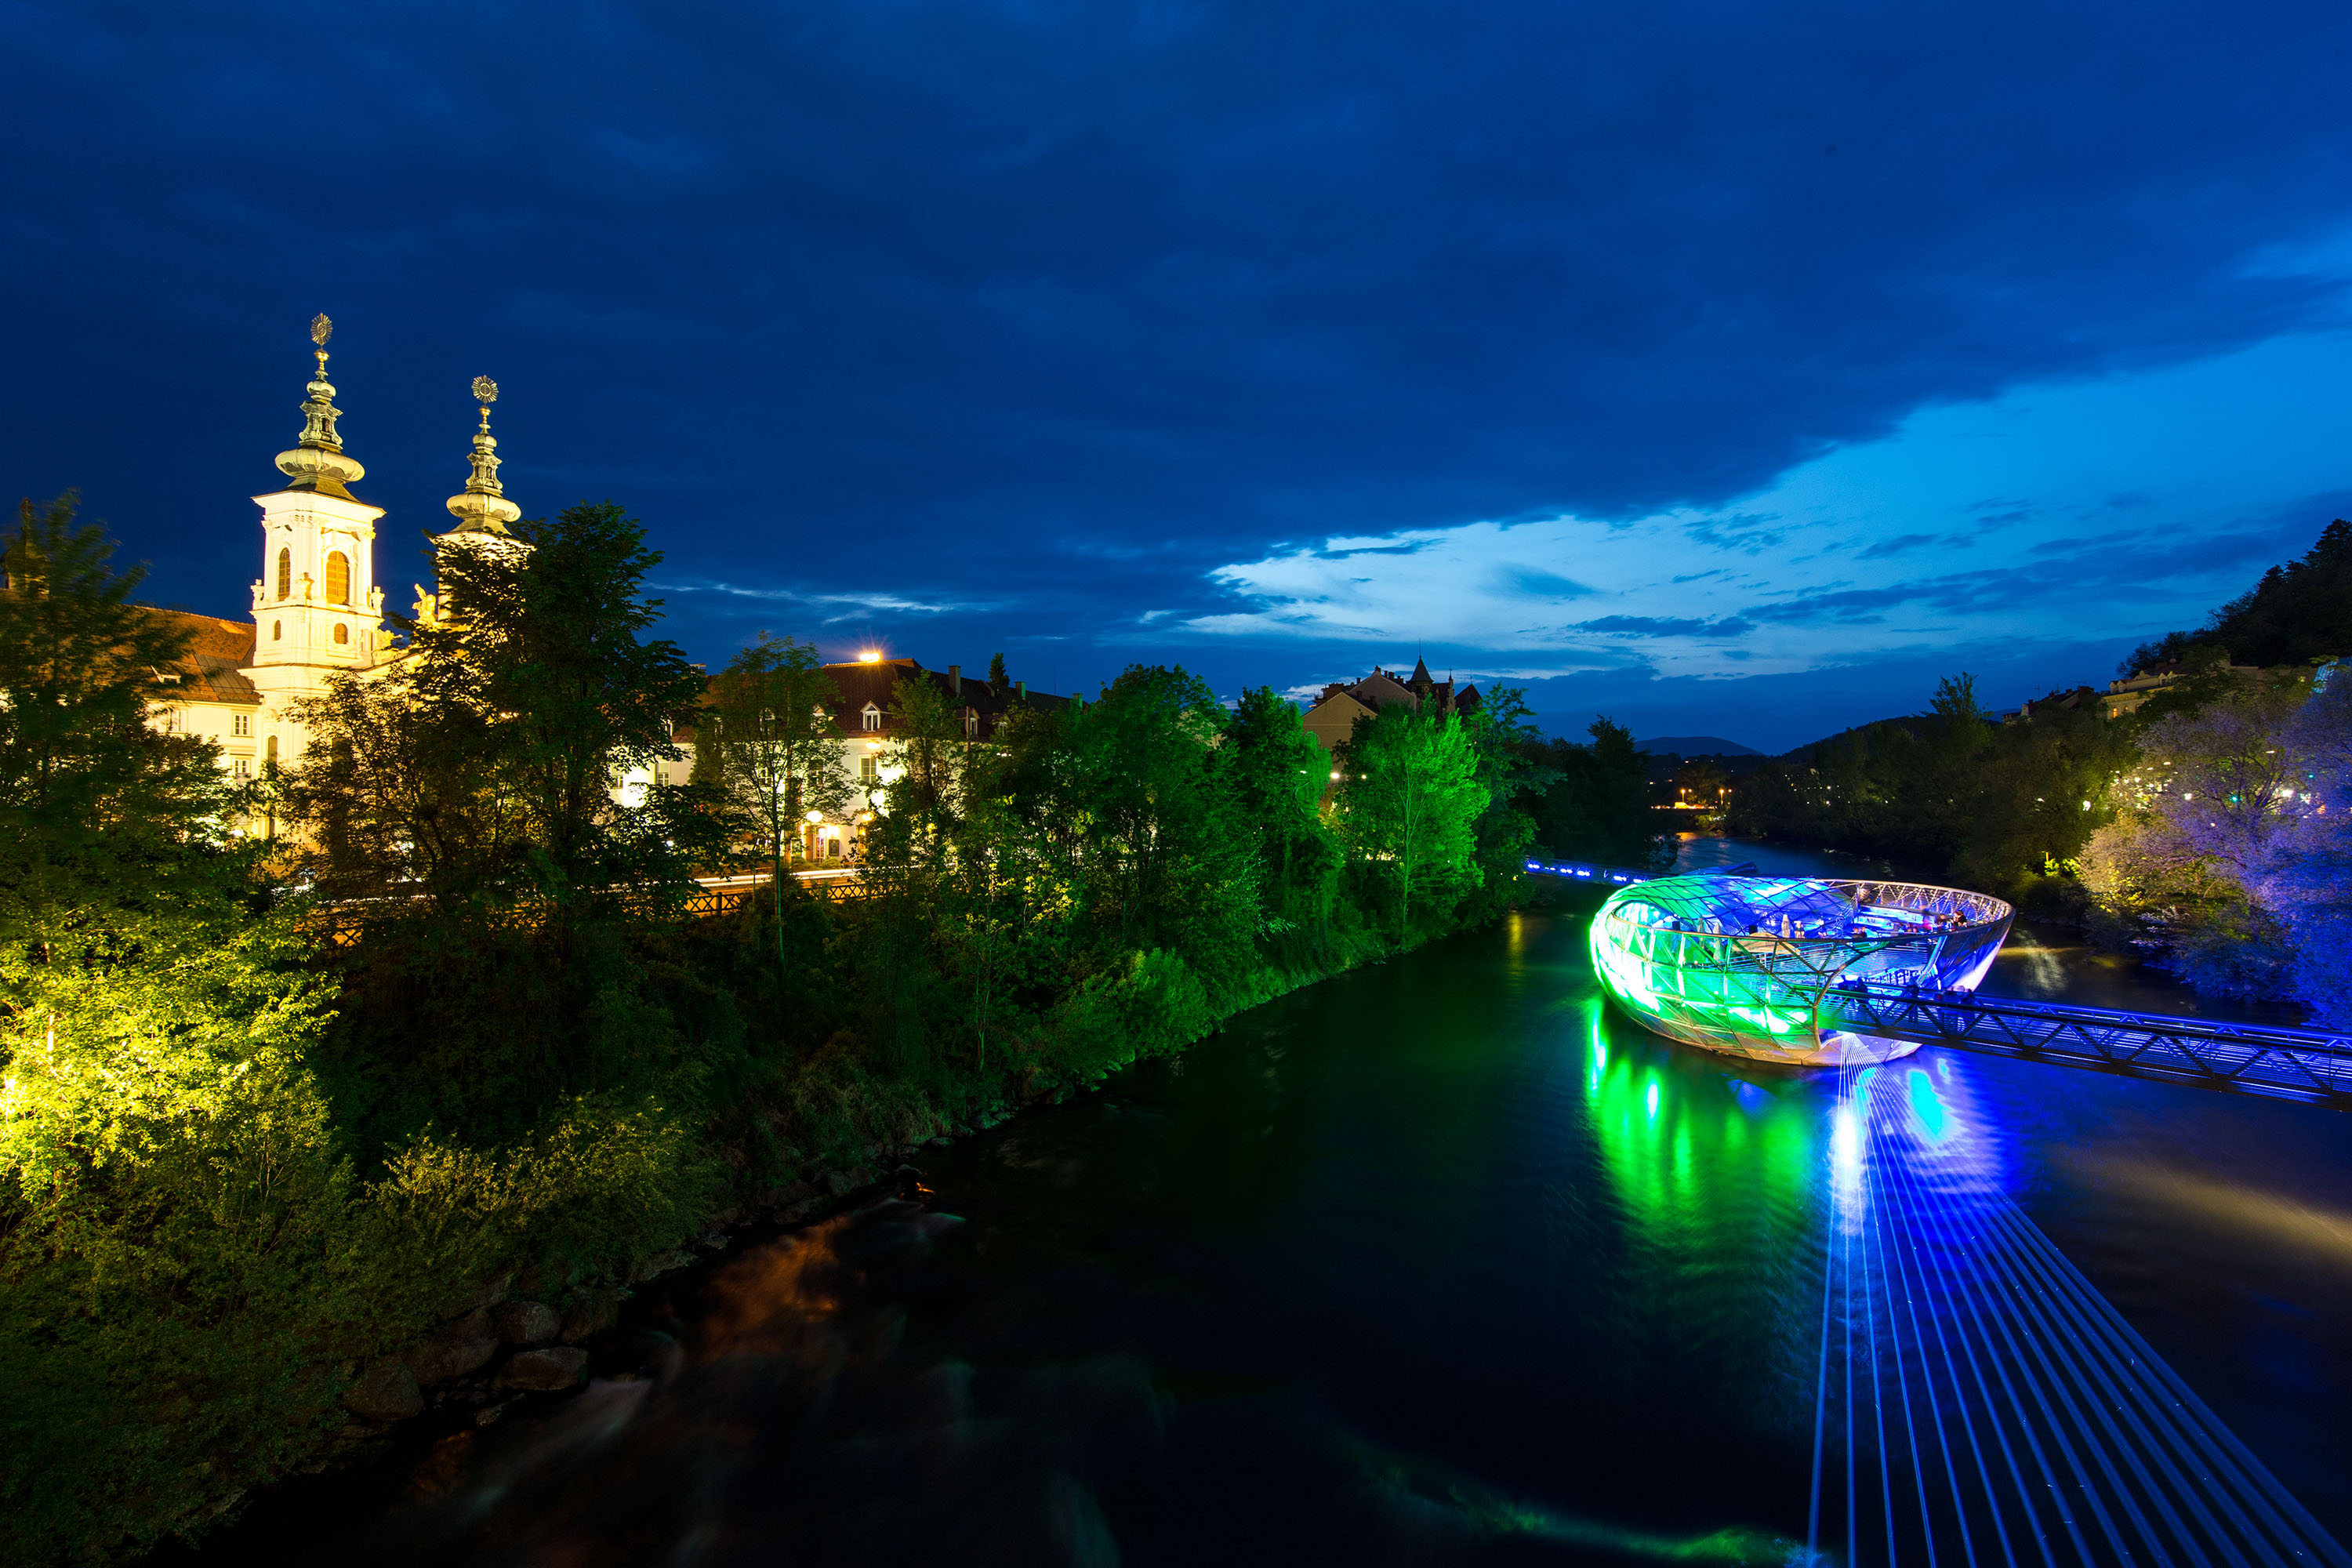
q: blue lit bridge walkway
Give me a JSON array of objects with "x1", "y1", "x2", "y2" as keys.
[
  {"x1": 1526, "y1": 860, "x2": 2352, "y2": 1109},
  {"x1": 1806, "y1": 1063, "x2": 2350, "y2": 1566}
]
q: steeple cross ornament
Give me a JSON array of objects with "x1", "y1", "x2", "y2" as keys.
[{"x1": 310, "y1": 313, "x2": 332, "y2": 347}]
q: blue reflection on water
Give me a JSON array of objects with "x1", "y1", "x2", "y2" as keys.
[
  {"x1": 1806, "y1": 1053, "x2": 2345, "y2": 1566},
  {"x1": 1905, "y1": 1069, "x2": 1948, "y2": 1144}
]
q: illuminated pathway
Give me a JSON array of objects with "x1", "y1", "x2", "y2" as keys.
[
  {"x1": 1529, "y1": 862, "x2": 2352, "y2": 1106},
  {"x1": 1806, "y1": 1064, "x2": 2350, "y2": 1567}
]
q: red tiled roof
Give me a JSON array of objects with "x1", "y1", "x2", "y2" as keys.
[{"x1": 136, "y1": 606, "x2": 260, "y2": 705}]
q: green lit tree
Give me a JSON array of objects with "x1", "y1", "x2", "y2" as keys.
[
  {"x1": 1335, "y1": 702, "x2": 1487, "y2": 938},
  {"x1": 1461, "y1": 684, "x2": 1555, "y2": 916},
  {"x1": 1218, "y1": 687, "x2": 1341, "y2": 937},
  {"x1": 0, "y1": 496, "x2": 376, "y2": 1560},
  {"x1": 700, "y1": 633, "x2": 849, "y2": 982}
]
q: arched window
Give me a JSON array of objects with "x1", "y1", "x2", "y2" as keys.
[
  {"x1": 325, "y1": 550, "x2": 350, "y2": 605},
  {"x1": 332, "y1": 622, "x2": 349, "y2": 645},
  {"x1": 862, "y1": 702, "x2": 883, "y2": 732},
  {"x1": 271, "y1": 619, "x2": 281, "y2": 641},
  {"x1": 265, "y1": 735, "x2": 278, "y2": 765},
  {"x1": 276, "y1": 547, "x2": 291, "y2": 601}
]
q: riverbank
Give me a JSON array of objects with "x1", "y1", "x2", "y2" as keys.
[
  {"x1": 31, "y1": 896, "x2": 1493, "y2": 1568},
  {"x1": 163, "y1": 896, "x2": 2352, "y2": 1565}
]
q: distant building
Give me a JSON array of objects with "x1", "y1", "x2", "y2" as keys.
[
  {"x1": 1298, "y1": 659, "x2": 1482, "y2": 803},
  {"x1": 2099, "y1": 655, "x2": 2260, "y2": 719},
  {"x1": 786, "y1": 657, "x2": 1078, "y2": 859},
  {"x1": 1301, "y1": 659, "x2": 1480, "y2": 756},
  {"x1": 2003, "y1": 684, "x2": 2099, "y2": 725}
]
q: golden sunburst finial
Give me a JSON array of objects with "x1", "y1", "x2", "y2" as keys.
[
  {"x1": 472, "y1": 375, "x2": 499, "y2": 405},
  {"x1": 310, "y1": 313, "x2": 333, "y2": 347}
]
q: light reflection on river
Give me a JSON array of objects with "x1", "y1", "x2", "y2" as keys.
[{"x1": 188, "y1": 838, "x2": 2352, "y2": 1565}]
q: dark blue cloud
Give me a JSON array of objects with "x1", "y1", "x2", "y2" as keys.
[
  {"x1": 1574, "y1": 615, "x2": 1755, "y2": 640},
  {"x1": 6, "y1": 0, "x2": 2352, "y2": 736}
]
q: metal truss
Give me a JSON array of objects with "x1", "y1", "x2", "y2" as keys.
[{"x1": 1817, "y1": 983, "x2": 2352, "y2": 1105}]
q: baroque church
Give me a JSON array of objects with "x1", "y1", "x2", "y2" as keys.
[{"x1": 144, "y1": 316, "x2": 535, "y2": 784}]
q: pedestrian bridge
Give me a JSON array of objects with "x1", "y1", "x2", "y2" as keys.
[{"x1": 1528, "y1": 858, "x2": 2352, "y2": 1106}]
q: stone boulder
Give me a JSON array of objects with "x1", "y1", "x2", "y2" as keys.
[
  {"x1": 560, "y1": 1287, "x2": 619, "y2": 1343},
  {"x1": 630, "y1": 1250, "x2": 693, "y2": 1283},
  {"x1": 495, "y1": 1347, "x2": 588, "y2": 1392},
  {"x1": 493, "y1": 1300, "x2": 561, "y2": 1345},
  {"x1": 469, "y1": 1269, "x2": 515, "y2": 1310},
  {"x1": 342, "y1": 1357, "x2": 423, "y2": 1422},
  {"x1": 408, "y1": 1311, "x2": 499, "y2": 1386}
]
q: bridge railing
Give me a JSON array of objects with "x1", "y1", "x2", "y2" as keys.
[
  {"x1": 1818, "y1": 982, "x2": 2352, "y2": 1105},
  {"x1": 310, "y1": 868, "x2": 872, "y2": 949},
  {"x1": 1523, "y1": 858, "x2": 1658, "y2": 887}
]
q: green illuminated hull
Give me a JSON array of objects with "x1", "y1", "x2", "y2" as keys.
[{"x1": 1589, "y1": 873, "x2": 2013, "y2": 1066}]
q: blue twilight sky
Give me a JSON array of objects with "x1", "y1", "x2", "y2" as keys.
[{"x1": 7, "y1": 0, "x2": 2352, "y2": 752}]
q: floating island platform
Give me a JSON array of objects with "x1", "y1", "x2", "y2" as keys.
[{"x1": 1589, "y1": 872, "x2": 2014, "y2": 1066}]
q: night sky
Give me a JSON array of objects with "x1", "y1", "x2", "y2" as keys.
[{"x1": 9, "y1": 0, "x2": 2352, "y2": 751}]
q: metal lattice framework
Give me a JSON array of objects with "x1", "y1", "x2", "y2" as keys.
[
  {"x1": 1818, "y1": 984, "x2": 2352, "y2": 1104},
  {"x1": 1584, "y1": 870, "x2": 2013, "y2": 1066},
  {"x1": 1533, "y1": 858, "x2": 2352, "y2": 1104}
]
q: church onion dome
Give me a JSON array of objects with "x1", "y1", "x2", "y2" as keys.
[
  {"x1": 443, "y1": 375, "x2": 523, "y2": 538},
  {"x1": 272, "y1": 313, "x2": 368, "y2": 500}
]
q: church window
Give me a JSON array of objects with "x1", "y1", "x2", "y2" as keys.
[
  {"x1": 332, "y1": 622, "x2": 349, "y2": 644},
  {"x1": 862, "y1": 702, "x2": 882, "y2": 732},
  {"x1": 272, "y1": 620, "x2": 281, "y2": 641},
  {"x1": 276, "y1": 547, "x2": 291, "y2": 601},
  {"x1": 265, "y1": 736, "x2": 278, "y2": 767},
  {"x1": 325, "y1": 550, "x2": 350, "y2": 604},
  {"x1": 233, "y1": 713, "x2": 251, "y2": 737}
]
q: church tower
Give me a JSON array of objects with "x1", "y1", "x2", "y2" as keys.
[
  {"x1": 413, "y1": 376, "x2": 527, "y2": 628},
  {"x1": 245, "y1": 315, "x2": 383, "y2": 765}
]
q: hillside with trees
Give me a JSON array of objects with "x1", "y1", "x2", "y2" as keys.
[{"x1": 1727, "y1": 519, "x2": 2351, "y2": 1018}]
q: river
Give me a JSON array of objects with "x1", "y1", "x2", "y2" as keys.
[{"x1": 183, "y1": 837, "x2": 2352, "y2": 1565}]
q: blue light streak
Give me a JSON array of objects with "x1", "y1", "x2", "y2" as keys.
[{"x1": 1803, "y1": 1060, "x2": 2348, "y2": 1565}]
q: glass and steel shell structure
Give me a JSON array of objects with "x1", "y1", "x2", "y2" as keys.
[{"x1": 1589, "y1": 873, "x2": 2013, "y2": 1065}]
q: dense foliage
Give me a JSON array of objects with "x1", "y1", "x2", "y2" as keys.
[
  {"x1": 2125, "y1": 518, "x2": 2352, "y2": 672},
  {"x1": 1524, "y1": 717, "x2": 1675, "y2": 872},
  {"x1": 1728, "y1": 520, "x2": 2351, "y2": 1015},
  {"x1": 0, "y1": 495, "x2": 1598, "y2": 1562}
]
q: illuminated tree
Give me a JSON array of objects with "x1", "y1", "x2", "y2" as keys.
[
  {"x1": 700, "y1": 633, "x2": 848, "y2": 985},
  {"x1": 1217, "y1": 688, "x2": 1341, "y2": 935},
  {"x1": 1336, "y1": 702, "x2": 1487, "y2": 937}
]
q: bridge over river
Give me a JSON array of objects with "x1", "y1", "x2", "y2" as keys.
[{"x1": 1530, "y1": 858, "x2": 2352, "y2": 1107}]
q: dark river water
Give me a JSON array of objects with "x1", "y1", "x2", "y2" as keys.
[{"x1": 190, "y1": 839, "x2": 2352, "y2": 1566}]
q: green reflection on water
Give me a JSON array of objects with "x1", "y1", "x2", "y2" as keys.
[{"x1": 1580, "y1": 989, "x2": 1827, "y2": 1436}]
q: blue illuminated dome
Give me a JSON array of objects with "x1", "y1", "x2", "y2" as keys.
[{"x1": 1590, "y1": 873, "x2": 2013, "y2": 1066}]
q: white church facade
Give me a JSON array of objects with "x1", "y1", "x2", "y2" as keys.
[{"x1": 142, "y1": 317, "x2": 627, "y2": 792}]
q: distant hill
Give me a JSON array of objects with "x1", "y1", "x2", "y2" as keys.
[{"x1": 1636, "y1": 735, "x2": 1762, "y2": 758}]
